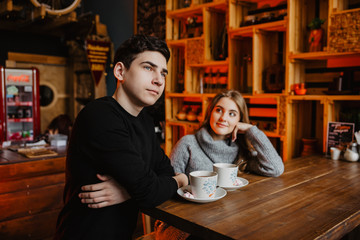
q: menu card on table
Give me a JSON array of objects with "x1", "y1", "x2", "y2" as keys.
[{"x1": 326, "y1": 122, "x2": 355, "y2": 155}]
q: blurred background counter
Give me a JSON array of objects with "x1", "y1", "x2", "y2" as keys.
[{"x1": 0, "y1": 148, "x2": 66, "y2": 240}]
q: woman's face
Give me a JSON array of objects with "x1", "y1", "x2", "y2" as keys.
[{"x1": 209, "y1": 97, "x2": 241, "y2": 141}]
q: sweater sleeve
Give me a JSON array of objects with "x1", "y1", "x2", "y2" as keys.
[
  {"x1": 79, "y1": 104, "x2": 178, "y2": 209},
  {"x1": 170, "y1": 136, "x2": 191, "y2": 174},
  {"x1": 152, "y1": 133, "x2": 176, "y2": 177},
  {"x1": 244, "y1": 126, "x2": 284, "y2": 177}
]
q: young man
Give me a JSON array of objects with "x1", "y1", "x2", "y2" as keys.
[{"x1": 54, "y1": 35, "x2": 188, "y2": 240}]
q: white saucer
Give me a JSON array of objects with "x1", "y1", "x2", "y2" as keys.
[
  {"x1": 220, "y1": 177, "x2": 249, "y2": 191},
  {"x1": 177, "y1": 185, "x2": 227, "y2": 203}
]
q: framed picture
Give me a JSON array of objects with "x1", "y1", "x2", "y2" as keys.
[{"x1": 134, "y1": 0, "x2": 166, "y2": 39}]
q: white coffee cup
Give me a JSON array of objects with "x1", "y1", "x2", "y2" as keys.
[
  {"x1": 189, "y1": 171, "x2": 218, "y2": 199},
  {"x1": 213, "y1": 163, "x2": 239, "y2": 188},
  {"x1": 330, "y1": 147, "x2": 341, "y2": 160}
]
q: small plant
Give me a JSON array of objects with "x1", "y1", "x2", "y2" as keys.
[
  {"x1": 308, "y1": 18, "x2": 325, "y2": 29},
  {"x1": 308, "y1": 18, "x2": 326, "y2": 52}
]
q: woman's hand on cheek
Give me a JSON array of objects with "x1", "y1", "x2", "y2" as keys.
[
  {"x1": 231, "y1": 122, "x2": 253, "y2": 142},
  {"x1": 78, "y1": 174, "x2": 130, "y2": 208}
]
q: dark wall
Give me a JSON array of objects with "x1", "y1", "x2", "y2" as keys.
[
  {"x1": 0, "y1": 0, "x2": 134, "y2": 96},
  {"x1": 0, "y1": 31, "x2": 68, "y2": 65},
  {"x1": 84, "y1": 1, "x2": 134, "y2": 95}
]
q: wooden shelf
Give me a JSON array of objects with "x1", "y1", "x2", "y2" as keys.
[
  {"x1": 331, "y1": 7, "x2": 360, "y2": 15},
  {"x1": 328, "y1": 95, "x2": 360, "y2": 101},
  {"x1": 289, "y1": 95, "x2": 360, "y2": 101},
  {"x1": 289, "y1": 51, "x2": 360, "y2": 60},
  {"x1": 288, "y1": 95, "x2": 326, "y2": 101},
  {"x1": 167, "y1": 0, "x2": 227, "y2": 18},
  {"x1": 242, "y1": 93, "x2": 286, "y2": 98},
  {"x1": 167, "y1": 120, "x2": 201, "y2": 127},
  {"x1": 166, "y1": 92, "x2": 203, "y2": 98},
  {"x1": 167, "y1": 39, "x2": 187, "y2": 47},
  {"x1": 229, "y1": 19, "x2": 287, "y2": 37},
  {"x1": 167, "y1": 37, "x2": 204, "y2": 45},
  {"x1": 188, "y1": 59, "x2": 228, "y2": 68},
  {"x1": 263, "y1": 131, "x2": 283, "y2": 138}
]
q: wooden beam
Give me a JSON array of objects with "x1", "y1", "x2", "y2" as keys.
[{"x1": 7, "y1": 52, "x2": 67, "y2": 65}]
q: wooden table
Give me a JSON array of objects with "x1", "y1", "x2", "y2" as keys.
[{"x1": 142, "y1": 155, "x2": 360, "y2": 240}]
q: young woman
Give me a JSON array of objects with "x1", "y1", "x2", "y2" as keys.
[
  {"x1": 171, "y1": 89, "x2": 284, "y2": 178},
  {"x1": 154, "y1": 90, "x2": 284, "y2": 239}
]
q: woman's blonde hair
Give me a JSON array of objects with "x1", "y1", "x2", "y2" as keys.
[{"x1": 199, "y1": 90, "x2": 252, "y2": 165}]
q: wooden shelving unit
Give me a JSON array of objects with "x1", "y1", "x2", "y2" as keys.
[
  {"x1": 165, "y1": 0, "x2": 360, "y2": 161},
  {"x1": 286, "y1": 0, "x2": 360, "y2": 159}
]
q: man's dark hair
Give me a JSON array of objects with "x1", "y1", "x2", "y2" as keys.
[{"x1": 113, "y1": 34, "x2": 170, "y2": 69}]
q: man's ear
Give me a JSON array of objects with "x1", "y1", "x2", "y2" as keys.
[{"x1": 113, "y1": 62, "x2": 126, "y2": 82}]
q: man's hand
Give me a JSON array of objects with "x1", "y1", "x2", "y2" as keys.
[
  {"x1": 79, "y1": 174, "x2": 130, "y2": 208},
  {"x1": 172, "y1": 173, "x2": 188, "y2": 188}
]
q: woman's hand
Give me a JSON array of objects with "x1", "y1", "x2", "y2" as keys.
[
  {"x1": 231, "y1": 122, "x2": 253, "y2": 142},
  {"x1": 79, "y1": 174, "x2": 130, "y2": 208}
]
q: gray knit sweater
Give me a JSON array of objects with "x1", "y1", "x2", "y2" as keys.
[{"x1": 170, "y1": 126, "x2": 284, "y2": 177}]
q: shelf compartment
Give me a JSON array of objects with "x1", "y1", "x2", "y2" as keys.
[
  {"x1": 164, "y1": 123, "x2": 199, "y2": 155},
  {"x1": 288, "y1": 62, "x2": 360, "y2": 96},
  {"x1": 166, "y1": 12, "x2": 203, "y2": 40},
  {"x1": 186, "y1": 38, "x2": 205, "y2": 65},
  {"x1": 203, "y1": 5, "x2": 227, "y2": 61},
  {"x1": 167, "y1": 46, "x2": 185, "y2": 93},
  {"x1": 229, "y1": 0, "x2": 287, "y2": 29},
  {"x1": 328, "y1": 8, "x2": 360, "y2": 52},
  {"x1": 289, "y1": 0, "x2": 329, "y2": 54},
  {"x1": 326, "y1": 99, "x2": 360, "y2": 132},
  {"x1": 164, "y1": 94, "x2": 203, "y2": 155},
  {"x1": 229, "y1": 36, "x2": 253, "y2": 93},
  {"x1": 187, "y1": 66, "x2": 228, "y2": 94},
  {"x1": 165, "y1": 96, "x2": 202, "y2": 122},
  {"x1": 253, "y1": 29, "x2": 286, "y2": 94},
  {"x1": 287, "y1": 99, "x2": 324, "y2": 158},
  {"x1": 244, "y1": 96, "x2": 282, "y2": 136}
]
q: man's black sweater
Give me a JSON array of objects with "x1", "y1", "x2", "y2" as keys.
[{"x1": 55, "y1": 96, "x2": 178, "y2": 239}]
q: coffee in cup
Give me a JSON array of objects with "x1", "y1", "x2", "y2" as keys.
[
  {"x1": 213, "y1": 163, "x2": 239, "y2": 188},
  {"x1": 189, "y1": 171, "x2": 217, "y2": 199}
]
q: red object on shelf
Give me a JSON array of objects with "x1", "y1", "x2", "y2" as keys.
[
  {"x1": 295, "y1": 88, "x2": 307, "y2": 95},
  {"x1": 0, "y1": 66, "x2": 40, "y2": 143}
]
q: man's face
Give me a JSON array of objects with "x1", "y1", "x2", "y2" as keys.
[{"x1": 122, "y1": 51, "x2": 167, "y2": 108}]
